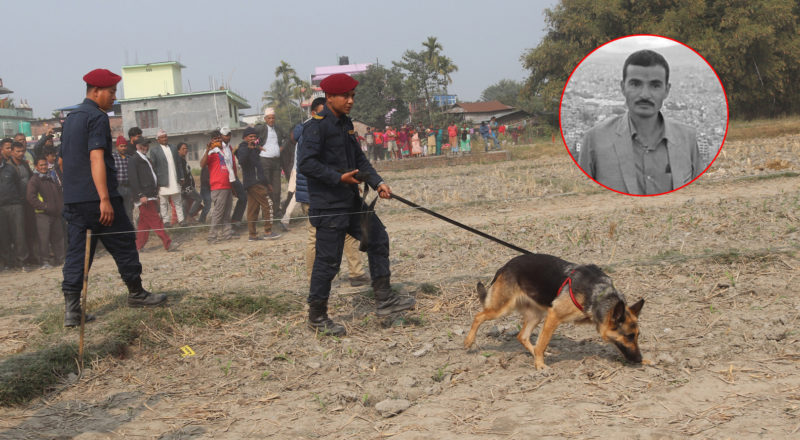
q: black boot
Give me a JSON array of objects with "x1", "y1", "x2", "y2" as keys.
[
  {"x1": 126, "y1": 278, "x2": 167, "y2": 307},
  {"x1": 64, "y1": 291, "x2": 96, "y2": 327},
  {"x1": 308, "y1": 300, "x2": 346, "y2": 336},
  {"x1": 373, "y1": 276, "x2": 415, "y2": 316}
]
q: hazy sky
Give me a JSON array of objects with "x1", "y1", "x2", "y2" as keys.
[{"x1": 4, "y1": 0, "x2": 558, "y2": 118}]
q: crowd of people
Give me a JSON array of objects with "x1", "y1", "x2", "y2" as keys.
[
  {"x1": 0, "y1": 108, "x2": 529, "y2": 274},
  {"x1": 361, "y1": 116, "x2": 513, "y2": 161}
]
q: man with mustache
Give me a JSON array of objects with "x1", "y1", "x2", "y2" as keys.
[{"x1": 577, "y1": 49, "x2": 702, "y2": 195}]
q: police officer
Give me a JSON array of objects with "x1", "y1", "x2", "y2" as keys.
[
  {"x1": 60, "y1": 68, "x2": 166, "y2": 327},
  {"x1": 298, "y1": 73, "x2": 415, "y2": 336}
]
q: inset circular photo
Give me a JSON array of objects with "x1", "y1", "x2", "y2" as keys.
[{"x1": 560, "y1": 35, "x2": 728, "y2": 196}]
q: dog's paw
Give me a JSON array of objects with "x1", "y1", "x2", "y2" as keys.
[
  {"x1": 534, "y1": 361, "x2": 549, "y2": 371},
  {"x1": 641, "y1": 359, "x2": 652, "y2": 366}
]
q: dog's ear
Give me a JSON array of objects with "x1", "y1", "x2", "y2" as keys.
[
  {"x1": 613, "y1": 300, "x2": 626, "y2": 323},
  {"x1": 629, "y1": 299, "x2": 645, "y2": 317}
]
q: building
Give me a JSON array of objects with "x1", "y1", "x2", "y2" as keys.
[
  {"x1": 0, "y1": 78, "x2": 35, "y2": 137},
  {"x1": 444, "y1": 100, "x2": 528, "y2": 124},
  {"x1": 118, "y1": 61, "x2": 251, "y2": 159}
]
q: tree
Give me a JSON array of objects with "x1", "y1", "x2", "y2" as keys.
[
  {"x1": 261, "y1": 61, "x2": 307, "y2": 135},
  {"x1": 351, "y1": 65, "x2": 409, "y2": 129},
  {"x1": 481, "y1": 79, "x2": 523, "y2": 107},
  {"x1": 521, "y1": 0, "x2": 800, "y2": 121},
  {"x1": 394, "y1": 36, "x2": 459, "y2": 123}
]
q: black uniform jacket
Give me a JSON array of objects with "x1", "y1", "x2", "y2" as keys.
[{"x1": 297, "y1": 106, "x2": 382, "y2": 210}]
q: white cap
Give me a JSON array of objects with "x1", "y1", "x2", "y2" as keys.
[{"x1": 220, "y1": 126, "x2": 231, "y2": 136}]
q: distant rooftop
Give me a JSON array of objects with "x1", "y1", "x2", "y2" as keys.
[
  {"x1": 312, "y1": 63, "x2": 371, "y2": 83},
  {"x1": 122, "y1": 61, "x2": 186, "y2": 69},
  {"x1": 447, "y1": 101, "x2": 515, "y2": 113},
  {"x1": 118, "y1": 89, "x2": 250, "y2": 109}
]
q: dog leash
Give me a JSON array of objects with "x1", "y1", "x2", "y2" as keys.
[
  {"x1": 390, "y1": 193, "x2": 533, "y2": 255},
  {"x1": 557, "y1": 270, "x2": 584, "y2": 312}
]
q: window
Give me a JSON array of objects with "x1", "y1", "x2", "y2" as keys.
[{"x1": 135, "y1": 109, "x2": 158, "y2": 129}]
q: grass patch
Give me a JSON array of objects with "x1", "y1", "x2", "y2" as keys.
[
  {"x1": 727, "y1": 116, "x2": 800, "y2": 141},
  {"x1": 2, "y1": 292, "x2": 299, "y2": 406},
  {"x1": 419, "y1": 283, "x2": 441, "y2": 295}
]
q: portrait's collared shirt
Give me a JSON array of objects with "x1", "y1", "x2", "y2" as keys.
[{"x1": 628, "y1": 114, "x2": 672, "y2": 194}]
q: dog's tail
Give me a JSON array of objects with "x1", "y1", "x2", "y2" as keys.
[{"x1": 476, "y1": 281, "x2": 488, "y2": 303}]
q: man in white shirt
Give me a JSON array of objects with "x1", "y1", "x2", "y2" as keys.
[
  {"x1": 256, "y1": 108, "x2": 285, "y2": 222},
  {"x1": 148, "y1": 129, "x2": 186, "y2": 227}
]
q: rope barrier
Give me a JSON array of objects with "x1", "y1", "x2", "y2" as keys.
[{"x1": 85, "y1": 190, "x2": 568, "y2": 237}]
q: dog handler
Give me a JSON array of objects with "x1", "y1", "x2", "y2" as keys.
[
  {"x1": 60, "y1": 68, "x2": 166, "y2": 327},
  {"x1": 298, "y1": 73, "x2": 415, "y2": 336}
]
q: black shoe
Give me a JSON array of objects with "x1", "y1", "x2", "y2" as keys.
[
  {"x1": 64, "y1": 291, "x2": 96, "y2": 327},
  {"x1": 308, "y1": 300, "x2": 346, "y2": 336},
  {"x1": 126, "y1": 278, "x2": 167, "y2": 307},
  {"x1": 373, "y1": 276, "x2": 415, "y2": 316}
]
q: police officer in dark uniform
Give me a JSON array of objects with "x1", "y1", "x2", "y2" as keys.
[
  {"x1": 297, "y1": 73, "x2": 415, "y2": 336},
  {"x1": 60, "y1": 68, "x2": 166, "y2": 327}
]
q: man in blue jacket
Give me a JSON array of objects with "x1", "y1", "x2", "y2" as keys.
[
  {"x1": 60, "y1": 69, "x2": 166, "y2": 327},
  {"x1": 298, "y1": 74, "x2": 414, "y2": 336}
]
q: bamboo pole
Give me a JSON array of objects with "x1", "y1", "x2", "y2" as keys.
[{"x1": 78, "y1": 229, "x2": 91, "y2": 369}]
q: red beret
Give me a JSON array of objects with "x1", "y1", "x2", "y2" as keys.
[
  {"x1": 320, "y1": 73, "x2": 358, "y2": 94},
  {"x1": 116, "y1": 135, "x2": 128, "y2": 147},
  {"x1": 83, "y1": 68, "x2": 121, "y2": 88}
]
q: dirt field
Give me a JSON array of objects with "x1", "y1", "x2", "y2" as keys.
[{"x1": 1, "y1": 133, "x2": 799, "y2": 439}]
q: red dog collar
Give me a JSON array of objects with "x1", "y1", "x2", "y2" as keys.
[{"x1": 557, "y1": 272, "x2": 584, "y2": 312}]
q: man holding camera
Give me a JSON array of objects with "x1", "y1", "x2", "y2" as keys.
[{"x1": 297, "y1": 73, "x2": 415, "y2": 336}]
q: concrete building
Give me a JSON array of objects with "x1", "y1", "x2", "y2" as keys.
[
  {"x1": 0, "y1": 78, "x2": 35, "y2": 137},
  {"x1": 118, "y1": 62, "x2": 251, "y2": 159},
  {"x1": 121, "y1": 61, "x2": 186, "y2": 99}
]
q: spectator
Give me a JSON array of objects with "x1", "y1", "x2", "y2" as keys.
[
  {"x1": 236, "y1": 127, "x2": 280, "y2": 241},
  {"x1": 364, "y1": 127, "x2": 376, "y2": 161},
  {"x1": 177, "y1": 142, "x2": 203, "y2": 223},
  {"x1": 43, "y1": 146, "x2": 61, "y2": 185},
  {"x1": 26, "y1": 157, "x2": 65, "y2": 268},
  {"x1": 460, "y1": 123, "x2": 471, "y2": 154},
  {"x1": 128, "y1": 138, "x2": 176, "y2": 252},
  {"x1": 385, "y1": 126, "x2": 398, "y2": 160},
  {"x1": 373, "y1": 127, "x2": 385, "y2": 161},
  {"x1": 479, "y1": 121, "x2": 491, "y2": 152},
  {"x1": 127, "y1": 126, "x2": 142, "y2": 156},
  {"x1": 489, "y1": 116, "x2": 501, "y2": 150},
  {"x1": 112, "y1": 135, "x2": 133, "y2": 221},
  {"x1": 256, "y1": 108, "x2": 286, "y2": 221},
  {"x1": 200, "y1": 130, "x2": 236, "y2": 243},
  {"x1": 447, "y1": 122, "x2": 458, "y2": 155},
  {"x1": 10, "y1": 141, "x2": 39, "y2": 267},
  {"x1": 220, "y1": 127, "x2": 247, "y2": 230},
  {"x1": 0, "y1": 138, "x2": 28, "y2": 270},
  {"x1": 33, "y1": 130, "x2": 56, "y2": 160},
  {"x1": 149, "y1": 129, "x2": 186, "y2": 227}
]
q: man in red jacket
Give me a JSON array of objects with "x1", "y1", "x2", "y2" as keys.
[{"x1": 200, "y1": 130, "x2": 236, "y2": 243}]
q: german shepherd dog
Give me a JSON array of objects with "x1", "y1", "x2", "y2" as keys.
[{"x1": 464, "y1": 253, "x2": 645, "y2": 369}]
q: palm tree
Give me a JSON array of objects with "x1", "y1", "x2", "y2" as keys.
[
  {"x1": 275, "y1": 61, "x2": 298, "y2": 84},
  {"x1": 263, "y1": 77, "x2": 294, "y2": 110}
]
